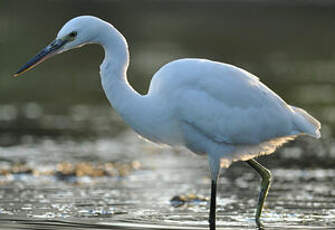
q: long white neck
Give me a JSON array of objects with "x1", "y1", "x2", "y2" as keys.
[{"x1": 96, "y1": 22, "x2": 149, "y2": 135}]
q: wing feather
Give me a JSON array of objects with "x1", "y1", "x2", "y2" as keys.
[{"x1": 161, "y1": 59, "x2": 295, "y2": 145}]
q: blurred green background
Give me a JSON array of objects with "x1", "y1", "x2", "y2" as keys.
[
  {"x1": 1, "y1": 2, "x2": 335, "y2": 227},
  {"x1": 1, "y1": 0, "x2": 335, "y2": 145}
]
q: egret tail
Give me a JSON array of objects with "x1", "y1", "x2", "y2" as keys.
[{"x1": 291, "y1": 106, "x2": 321, "y2": 138}]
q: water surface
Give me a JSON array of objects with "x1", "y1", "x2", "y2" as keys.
[{"x1": 1, "y1": 1, "x2": 335, "y2": 229}]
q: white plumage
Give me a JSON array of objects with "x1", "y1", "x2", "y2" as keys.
[
  {"x1": 15, "y1": 16, "x2": 321, "y2": 229},
  {"x1": 147, "y1": 58, "x2": 320, "y2": 163}
]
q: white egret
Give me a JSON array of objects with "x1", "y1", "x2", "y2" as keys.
[{"x1": 14, "y1": 16, "x2": 321, "y2": 230}]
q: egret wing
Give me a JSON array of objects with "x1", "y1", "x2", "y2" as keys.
[{"x1": 175, "y1": 68, "x2": 293, "y2": 145}]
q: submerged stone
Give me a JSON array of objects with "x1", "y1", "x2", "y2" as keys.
[{"x1": 170, "y1": 193, "x2": 208, "y2": 208}]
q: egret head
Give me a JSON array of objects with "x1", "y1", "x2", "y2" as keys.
[{"x1": 14, "y1": 16, "x2": 104, "y2": 77}]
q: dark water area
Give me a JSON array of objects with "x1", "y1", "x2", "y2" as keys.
[{"x1": 1, "y1": 1, "x2": 335, "y2": 229}]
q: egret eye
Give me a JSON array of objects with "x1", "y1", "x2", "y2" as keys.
[{"x1": 68, "y1": 31, "x2": 77, "y2": 39}]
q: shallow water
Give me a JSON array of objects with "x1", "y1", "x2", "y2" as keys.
[
  {"x1": 2, "y1": 1, "x2": 335, "y2": 229},
  {"x1": 0, "y1": 128, "x2": 334, "y2": 229}
]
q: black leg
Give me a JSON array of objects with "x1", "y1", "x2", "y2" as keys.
[
  {"x1": 246, "y1": 159, "x2": 272, "y2": 229},
  {"x1": 209, "y1": 179, "x2": 217, "y2": 230},
  {"x1": 208, "y1": 156, "x2": 223, "y2": 230}
]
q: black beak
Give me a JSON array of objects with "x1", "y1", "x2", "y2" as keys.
[{"x1": 14, "y1": 39, "x2": 67, "y2": 77}]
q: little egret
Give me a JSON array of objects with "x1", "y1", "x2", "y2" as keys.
[{"x1": 15, "y1": 16, "x2": 321, "y2": 229}]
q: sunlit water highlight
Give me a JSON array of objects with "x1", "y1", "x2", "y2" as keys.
[
  {"x1": 0, "y1": 126, "x2": 334, "y2": 229},
  {"x1": 2, "y1": 2, "x2": 335, "y2": 228}
]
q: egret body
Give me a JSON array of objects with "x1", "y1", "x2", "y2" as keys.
[{"x1": 15, "y1": 16, "x2": 321, "y2": 230}]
